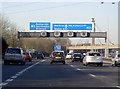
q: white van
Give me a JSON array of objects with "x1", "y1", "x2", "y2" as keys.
[
  {"x1": 83, "y1": 51, "x2": 103, "y2": 66},
  {"x1": 66, "y1": 53, "x2": 73, "y2": 60}
]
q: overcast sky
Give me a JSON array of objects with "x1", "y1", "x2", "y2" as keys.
[{"x1": 0, "y1": 0, "x2": 119, "y2": 45}]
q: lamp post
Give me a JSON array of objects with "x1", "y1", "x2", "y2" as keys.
[
  {"x1": 101, "y1": 2, "x2": 115, "y2": 58},
  {"x1": 91, "y1": 18, "x2": 96, "y2": 51}
]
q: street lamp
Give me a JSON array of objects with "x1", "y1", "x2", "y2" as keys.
[
  {"x1": 101, "y1": 2, "x2": 115, "y2": 5},
  {"x1": 100, "y1": 2, "x2": 115, "y2": 58}
]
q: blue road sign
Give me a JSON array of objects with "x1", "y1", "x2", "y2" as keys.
[
  {"x1": 54, "y1": 45, "x2": 61, "y2": 51},
  {"x1": 30, "y1": 22, "x2": 50, "y2": 30},
  {"x1": 37, "y1": 51, "x2": 41, "y2": 54},
  {"x1": 52, "y1": 23, "x2": 92, "y2": 31}
]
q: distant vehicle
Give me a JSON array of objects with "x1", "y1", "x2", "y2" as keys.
[
  {"x1": 4, "y1": 48, "x2": 26, "y2": 65},
  {"x1": 83, "y1": 51, "x2": 103, "y2": 66},
  {"x1": 26, "y1": 49, "x2": 36, "y2": 58},
  {"x1": 50, "y1": 51, "x2": 65, "y2": 64},
  {"x1": 66, "y1": 53, "x2": 73, "y2": 60},
  {"x1": 112, "y1": 53, "x2": 120, "y2": 66},
  {"x1": 23, "y1": 52, "x2": 32, "y2": 62},
  {"x1": 71, "y1": 53, "x2": 84, "y2": 62},
  {"x1": 36, "y1": 51, "x2": 44, "y2": 59},
  {"x1": 30, "y1": 53, "x2": 36, "y2": 58}
]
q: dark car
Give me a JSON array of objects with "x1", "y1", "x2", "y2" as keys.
[
  {"x1": 36, "y1": 52, "x2": 44, "y2": 59},
  {"x1": 71, "y1": 53, "x2": 84, "y2": 62},
  {"x1": 50, "y1": 51, "x2": 65, "y2": 64}
]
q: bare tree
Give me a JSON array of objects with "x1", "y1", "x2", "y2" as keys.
[{"x1": 0, "y1": 13, "x2": 18, "y2": 47}]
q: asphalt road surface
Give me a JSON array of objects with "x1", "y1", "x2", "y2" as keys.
[{"x1": 1, "y1": 58, "x2": 120, "y2": 89}]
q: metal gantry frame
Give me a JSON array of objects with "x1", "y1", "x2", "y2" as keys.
[{"x1": 17, "y1": 31, "x2": 108, "y2": 57}]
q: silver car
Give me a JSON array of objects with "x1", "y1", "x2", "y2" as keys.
[
  {"x1": 112, "y1": 53, "x2": 120, "y2": 66},
  {"x1": 4, "y1": 48, "x2": 26, "y2": 65},
  {"x1": 83, "y1": 51, "x2": 103, "y2": 66}
]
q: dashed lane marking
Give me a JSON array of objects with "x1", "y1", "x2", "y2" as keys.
[
  {"x1": 76, "y1": 68, "x2": 81, "y2": 71},
  {"x1": 11, "y1": 76, "x2": 17, "y2": 79},
  {"x1": 70, "y1": 65, "x2": 74, "y2": 67},
  {"x1": 89, "y1": 74, "x2": 96, "y2": 77},
  {"x1": 116, "y1": 86, "x2": 120, "y2": 88},
  {"x1": 66, "y1": 62, "x2": 81, "y2": 71},
  {"x1": 6, "y1": 79, "x2": 13, "y2": 82},
  {"x1": 1, "y1": 60, "x2": 46, "y2": 87}
]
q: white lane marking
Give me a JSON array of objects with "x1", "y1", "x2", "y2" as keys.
[
  {"x1": 15, "y1": 73, "x2": 20, "y2": 76},
  {"x1": 76, "y1": 68, "x2": 81, "y2": 71},
  {"x1": 89, "y1": 74, "x2": 96, "y2": 77},
  {"x1": 70, "y1": 65, "x2": 74, "y2": 67},
  {"x1": 41, "y1": 60, "x2": 45, "y2": 62},
  {"x1": 6, "y1": 79, "x2": 13, "y2": 82},
  {"x1": 67, "y1": 63, "x2": 81, "y2": 71},
  {"x1": 116, "y1": 86, "x2": 120, "y2": 88},
  {"x1": 2, "y1": 60, "x2": 46, "y2": 87},
  {"x1": 11, "y1": 76, "x2": 17, "y2": 79},
  {"x1": 0, "y1": 83, "x2": 8, "y2": 86}
]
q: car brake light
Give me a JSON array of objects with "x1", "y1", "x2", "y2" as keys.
[
  {"x1": 116, "y1": 58, "x2": 119, "y2": 59},
  {"x1": 52, "y1": 53, "x2": 54, "y2": 56}
]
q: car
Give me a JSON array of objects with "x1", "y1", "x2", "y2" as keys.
[
  {"x1": 36, "y1": 51, "x2": 44, "y2": 59},
  {"x1": 83, "y1": 51, "x2": 103, "y2": 66},
  {"x1": 50, "y1": 51, "x2": 65, "y2": 64},
  {"x1": 112, "y1": 53, "x2": 120, "y2": 66},
  {"x1": 4, "y1": 48, "x2": 26, "y2": 65},
  {"x1": 65, "y1": 53, "x2": 73, "y2": 60},
  {"x1": 23, "y1": 52, "x2": 32, "y2": 62},
  {"x1": 71, "y1": 53, "x2": 84, "y2": 62}
]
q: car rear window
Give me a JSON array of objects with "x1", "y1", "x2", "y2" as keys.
[
  {"x1": 23, "y1": 52, "x2": 29, "y2": 55},
  {"x1": 88, "y1": 53, "x2": 100, "y2": 56},
  {"x1": 74, "y1": 54, "x2": 82, "y2": 57},
  {"x1": 7, "y1": 48, "x2": 21, "y2": 54},
  {"x1": 68, "y1": 53, "x2": 72, "y2": 55},
  {"x1": 54, "y1": 52, "x2": 64, "y2": 56}
]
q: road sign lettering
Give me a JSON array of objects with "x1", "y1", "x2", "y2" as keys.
[{"x1": 30, "y1": 22, "x2": 93, "y2": 31}]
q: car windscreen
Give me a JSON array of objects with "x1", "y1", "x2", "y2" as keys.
[
  {"x1": 88, "y1": 53, "x2": 100, "y2": 56},
  {"x1": 7, "y1": 48, "x2": 21, "y2": 54}
]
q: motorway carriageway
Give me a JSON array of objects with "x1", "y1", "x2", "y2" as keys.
[{"x1": 1, "y1": 58, "x2": 120, "y2": 89}]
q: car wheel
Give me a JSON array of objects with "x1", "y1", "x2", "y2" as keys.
[
  {"x1": 98, "y1": 63, "x2": 103, "y2": 67},
  {"x1": 50, "y1": 62, "x2": 53, "y2": 64},
  {"x1": 115, "y1": 64, "x2": 117, "y2": 67},
  {"x1": 71, "y1": 60, "x2": 74, "y2": 62},
  {"x1": 100, "y1": 63, "x2": 103, "y2": 67},
  {"x1": 21, "y1": 62, "x2": 26, "y2": 65},
  {"x1": 4, "y1": 61, "x2": 9, "y2": 65},
  {"x1": 63, "y1": 62, "x2": 65, "y2": 64},
  {"x1": 85, "y1": 63, "x2": 88, "y2": 66},
  {"x1": 97, "y1": 64, "x2": 100, "y2": 67},
  {"x1": 115, "y1": 61, "x2": 117, "y2": 67},
  {"x1": 112, "y1": 64, "x2": 114, "y2": 66},
  {"x1": 80, "y1": 60, "x2": 82, "y2": 62},
  {"x1": 29, "y1": 59, "x2": 32, "y2": 62}
]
